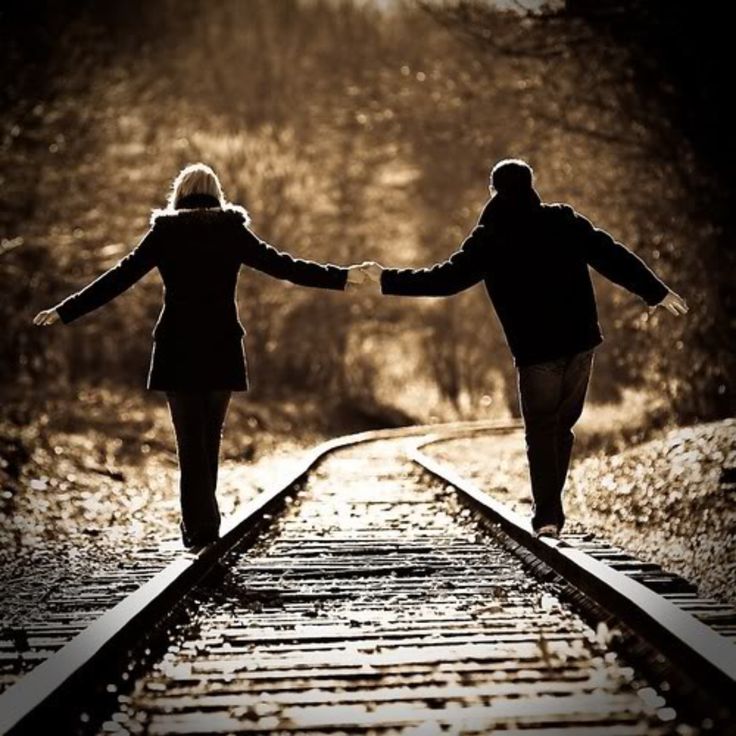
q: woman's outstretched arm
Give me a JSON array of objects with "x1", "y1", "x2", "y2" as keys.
[
  {"x1": 35, "y1": 227, "x2": 160, "y2": 326},
  {"x1": 238, "y1": 226, "x2": 348, "y2": 291}
]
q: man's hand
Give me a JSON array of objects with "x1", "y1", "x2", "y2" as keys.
[
  {"x1": 656, "y1": 289, "x2": 689, "y2": 316},
  {"x1": 33, "y1": 308, "x2": 61, "y2": 326},
  {"x1": 360, "y1": 261, "x2": 384, "y2": 284}
]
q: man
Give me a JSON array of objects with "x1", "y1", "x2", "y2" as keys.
[{"x1": 360, "y1": 159, "x2": 687, "y2": 538}]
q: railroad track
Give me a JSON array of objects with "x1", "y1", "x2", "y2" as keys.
[{"x1": 1, "y1": 423, "x2": 735, "y2": 735}]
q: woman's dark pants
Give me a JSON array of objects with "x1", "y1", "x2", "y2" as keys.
[
  {"x1": 166, "y1": 391, "x2": 231, "y2": 544},
  {"x1": 517, "y1": 349, "x2": 594, "y2": 531}
]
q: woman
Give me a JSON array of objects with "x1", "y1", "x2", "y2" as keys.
[{"x1": 34, "y1": 163, "x2": 365, "y2": 548}]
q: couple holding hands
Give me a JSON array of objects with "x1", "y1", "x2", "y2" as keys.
[{"x1": 35, "y1": 159, "x2": 687, "y2": 547}]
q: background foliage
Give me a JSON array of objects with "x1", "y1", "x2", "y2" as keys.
[{"x1": 1, "y1": 0, "x2": 733, "y2": 429}]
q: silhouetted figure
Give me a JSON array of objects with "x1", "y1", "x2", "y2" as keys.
[
  {"x1": 378, "y1": 159, "x2": 687, "y2": 537},
  {"x1": 35, "y1": 164, "x2": 363, "y2": 548}
]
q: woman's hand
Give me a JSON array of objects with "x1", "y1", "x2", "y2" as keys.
[
  {"x1": 656, "y1": 289, "x2": 689, "y2": 316},
  {"x1": 346, "y1": 261, "x2": 383, "y2": 291},
  {"x1": 33, "y1": 308, "x2": 61, "y2": 327}
]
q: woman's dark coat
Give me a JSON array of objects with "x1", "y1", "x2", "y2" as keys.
[{"x1": 56, "y1": 202, "x2": 348, "y2": 391}]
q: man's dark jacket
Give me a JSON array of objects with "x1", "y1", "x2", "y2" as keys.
[
  {"x1": 381, "y1": 191, "x2": 668, "y2": 366},
  {"x1": 57, "y1": 199, "x2": 348, "y2": 390}
]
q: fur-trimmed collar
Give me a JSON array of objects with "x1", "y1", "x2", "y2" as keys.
[{"x1": 150, "y1": 202, "x2": 251, "y2": 226}]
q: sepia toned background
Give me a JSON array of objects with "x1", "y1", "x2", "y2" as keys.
[{"x1": 1, "y1": 1, "x2": 734, "y2": 622}]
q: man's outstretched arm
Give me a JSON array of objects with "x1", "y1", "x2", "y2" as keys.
[
  {"x1": 380, "y1": 225, "x2": 488, "y2": 297},
  {"x1": 567, "y1": 208, "x2": 687, "y2": 312}
]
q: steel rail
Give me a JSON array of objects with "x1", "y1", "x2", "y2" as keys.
[
  {"x1": 0, "y1": 420, "x2": 506, "y2": 735},
  {"x1": 409, "y1": 433, "x2": 736, "y2": 708}
]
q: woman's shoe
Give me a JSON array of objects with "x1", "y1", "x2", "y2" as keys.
[
  {"x1": 534, "y1": 524, "x2": 560, "y2": 539},
  {"x1": 180, "y1": 522, "x2": 219, "y2": 549},
  {"x1": 182, "y1": 533, "x2": 219, "y2": 550}
]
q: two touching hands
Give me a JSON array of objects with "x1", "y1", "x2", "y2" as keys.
[{"x1": 345, "y1": 261, "x2": 384, "y2": 291}]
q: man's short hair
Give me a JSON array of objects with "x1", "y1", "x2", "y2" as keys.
[{"x1": 491, "y1": 159, "x2": 534, "y2": 193}]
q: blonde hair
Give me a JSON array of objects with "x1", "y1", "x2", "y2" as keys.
[
  {"x1": 169, "y1": 162, "x2": 224, "y2": 208},
  {"x1": 152, "y1": 162, "x2": 250, "y2": 224}
]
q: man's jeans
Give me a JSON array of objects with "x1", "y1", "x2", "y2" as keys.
[
  {"x1": 166, "y1": 391, "x2": 231, "y2": 543},
  {"x1": 517, "y1": 349, "x2": 594, "y2": 530}
]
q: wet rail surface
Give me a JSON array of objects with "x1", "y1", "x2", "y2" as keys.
[{"x1": 97, "y1": 439, "x2": 688, "y2": 735}]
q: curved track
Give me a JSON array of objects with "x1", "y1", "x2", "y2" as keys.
[{"x1": 1, "y1": 423, "x2": 734, "y2": 735}]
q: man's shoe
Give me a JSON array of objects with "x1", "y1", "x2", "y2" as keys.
[{"x1": 534, "y1": 524, "x2": 560, "y2": 539}]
